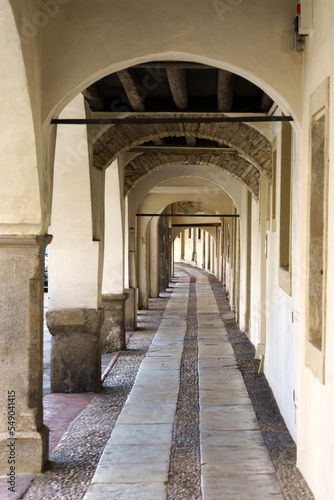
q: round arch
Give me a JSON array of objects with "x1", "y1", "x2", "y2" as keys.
[
  {"x1": 40, "y1": 1, "x2": 301, "y2": 125},
  {"x1": 94, "y1": 120, "x2": 272, "y2": 179},
  {"x1": 128, "y1": 164, "x2": 244, "y2": 226},
  {"x1": 124, "y1": 152, "x2": 260, "y2": 199}
]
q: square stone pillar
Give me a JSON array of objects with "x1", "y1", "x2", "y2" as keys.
[
  {"x1": 125, "y1": 288, "x2": 137, "y2": 331},
  {"x1": 47, "y1": 309, "x2": 102, "y2": 393},
  {"x1": 100, "y1": 293, "x2": 128, "y2": 353},
  {"x1": 0, "y1": 234, "x2": 51, "y2": 475}
]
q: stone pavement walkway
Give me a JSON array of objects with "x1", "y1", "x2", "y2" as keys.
[
  {"x1": 84, "y1": 268, "x2": 284, "y2": 500},
  {"x1": 196, "y1": 273, "x2": 283, "y2": 499},
  {"x1": 84, "y1": 277, "x2": 190, "y2": 499}
]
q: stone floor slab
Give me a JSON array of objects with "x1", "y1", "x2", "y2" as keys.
[
  {"x1": 202, "y1": 473, "x2": 284, "y2": 500},
  {"x1": 84, "y1": 482, "x2": 167, "y2": 500},
  {"x1": 200, "y1": 429, "x2": 266, "y2": 447},
  {"x1": 199, "y1": 390, "x2": 251, "y2": 406},
  {"x1": 99, "y1": 444, "x2": 171, "y2": 465},
  {"x1": 201, "y1": 446, "x2": 275, "y2": 473},
  {"x1": 91, "y1": 461, "x2": 169, "y2": 484},
  {"x1": 107, "y1": 423, "x2": 174, "y2": 446},
  {"x1": 116, "y1": 403, "x2": 176, "y2": 424}
]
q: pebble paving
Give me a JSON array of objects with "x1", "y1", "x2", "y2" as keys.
[{"x1": 167, "y1": 276, "x2": 201, "y2": 499}]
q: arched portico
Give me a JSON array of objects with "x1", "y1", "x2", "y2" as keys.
[{"x1": 0, "y1": 0, "x2": 311, "y2": 486}]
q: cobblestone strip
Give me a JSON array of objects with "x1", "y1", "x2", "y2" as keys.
[
  {"x1": 206, "y1": 274, "x2": 315, "y2": 500},
  {"x1": 167, "y1": 276, "x2": 202, "y2": 500},
  {"x1": 23, "y1": 295, "x2": 170, "y2": 500}
]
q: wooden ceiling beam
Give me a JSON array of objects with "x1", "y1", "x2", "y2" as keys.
[
  {"x1": 152, "y1": 137, "x2": 165, "y2": 146},
  {"x1": 81, "y1": 84, "x2": 104, "y2": 111},
  {"x1": 261, "y1": 92, "x2": 274, "y2": 112},
  {"x1": 217, "y1": 70, "x2": 235, "y2": 112},
  {"x1": 186, "y1": 136, "x2": 197, "y2": 147},
  {"x1": 166, "y1": 67, "x2": 188, "y2": 110},
  {"x1": 117, "y1": 68, "x2": 145, "y2": 112}
]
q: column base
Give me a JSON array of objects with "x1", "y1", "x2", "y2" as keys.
[
  {"x1": 255, "y1": 342, "x2": 266, "y2": 360},
  {"x1": 101, "y1": 293, "x2": 128, "y2": 353},
  {"x1": 47, "y1": 309, "x2": 102, "y2": 393},
  {"x1": 0, "y1": 426, "x2": 49, "y2": 475}
]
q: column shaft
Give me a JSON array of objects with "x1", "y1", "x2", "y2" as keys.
[{"x1": 0, "y1": 234, "x2": 51, "y2": 474}]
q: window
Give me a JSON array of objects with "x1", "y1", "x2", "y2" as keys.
[
  {"x1": 198, "y1": 228, "x2": 201, "y2": 239},
  {"x1": 188, "y1": 228, "x2": 192, "y2": 238}
]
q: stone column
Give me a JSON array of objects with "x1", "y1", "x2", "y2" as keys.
[
  {"x1": 48, "y1": 94, "x2": 102, "y2": 393},
  {"x1": 127, "y1": 227, "x2": 137, "y2": 330},
  {"x1": 192, "y1": 228, "x2": 197, "y2": 263},
  {"x1": 0, "y1": 234, "x2": 51, "y2": 474},
  {"x1": 137, "y1": 216, "x2": 150, "y2": 309},
  {"x1": 202, "y1": 231, "x2": 206, "y2": 268},
  {"x1": 180, "y1": 230, "x2": 185, "y2": 261},
  {"x1": 47, "y1": 308, "x2": 102, "y2": 393},
  {"x1": 158, "y1": 210, "x2": 168, "y2": 293},
  {"x1": 149, "y1": 217, "x2": 159, "y2": 298},
  {"x1": 100, "y1": 293, "x2": 128, "y2": 352},
  {"x1": 207, "y1": 232, "x2": 211, "y2": 271}
]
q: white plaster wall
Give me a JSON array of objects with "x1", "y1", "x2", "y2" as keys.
[{"x1": 49, "y1": 95, "x2": 99, "y2": 309}]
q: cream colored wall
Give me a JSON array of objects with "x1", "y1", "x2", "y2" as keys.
[
  {"x1": 38, "y1": 0, "x2": 301, "y2": 123},
  {"x1": 297, "y1": 2, "x2": 334, "y2": 497}
]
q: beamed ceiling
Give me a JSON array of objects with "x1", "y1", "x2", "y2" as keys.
[
  {"x1": 86, "y1": 62, "x2": 274, "y2": 200},
  {"x1": 83, "y1": 62, "x2": 274, "y2": 114}
]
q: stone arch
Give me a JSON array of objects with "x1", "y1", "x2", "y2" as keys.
[
  {"x1": 94, "y1": 119, "x2": 272, "y2": 179},
  {"x1": 128, "y1": 166, "x2": 244, "y2": 226},
  {"x1": 124, "y1": 152, "x2": 260, "y2": 199},
  {"x1": 173, "y1": 226, "x2": 217, "y2": 243}
]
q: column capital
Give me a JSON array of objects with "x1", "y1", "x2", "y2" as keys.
[
  {"x1": 101, "y1": 293, "x2": 129, "y2": 306},
  {"x1": 0, "y1": 234, "x2": 52, "y2": 248},
  {"x1": 46, "y1": 308, "x2": 102, "y2": 336}
]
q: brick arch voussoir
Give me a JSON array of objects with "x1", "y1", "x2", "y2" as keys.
[
  {"x1": 124, "y1": 153, "x2": 260, "y2": 200},
  {"x1": 94, "y1": 121, "x2": 272, "y2": 178}
]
